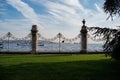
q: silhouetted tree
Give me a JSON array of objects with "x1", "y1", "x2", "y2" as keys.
[
  {"x1": 104, "y1": 0, "x2": 120, "y2": 19},
  {"x1": 89, "y1": 0, "x2": 120, "y2": 60},
  {"x1": 88, "y1": 27, "x2": 120, "y2": 60}
]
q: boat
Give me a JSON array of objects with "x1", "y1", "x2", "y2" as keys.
[{"x1": 38, "y1": 43, "x2": 44, "y2": 46}]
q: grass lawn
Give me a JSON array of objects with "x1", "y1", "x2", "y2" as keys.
[{"x1": 0, "y1": 54, "x2": 120, "y2": 80}]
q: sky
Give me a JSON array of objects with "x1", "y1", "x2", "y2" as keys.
[{"x1": 0, "y1": 0, "x2": 120, "y2": 38}]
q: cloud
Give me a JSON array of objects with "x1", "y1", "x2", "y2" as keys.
[
  {"x1": 0, "y1": 1, "x2": 6, "y2": 15},
  {"x1": 7, "y1": 0, "x2": 42, "y2": 27},
  {"x1": 0, "y1": 19, "x2": 33, "y2": 37},
  {"x1": 29, "y1": 0, "x2": 120, "y2": 38},
  {"x1": 1, "y1": 0, "x2": 120, "y2": 39}
]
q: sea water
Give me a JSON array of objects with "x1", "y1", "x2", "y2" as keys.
[{"x1": 0, "y1": 41, "x2": 103, "y2": 52}]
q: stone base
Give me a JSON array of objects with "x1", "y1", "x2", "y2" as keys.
[
  {"x1": 31, "y1": 51, "x2": 38, "y2": 54},
  {"x1": 80, "y1": 50, "x2": 87, "y2": 54}
]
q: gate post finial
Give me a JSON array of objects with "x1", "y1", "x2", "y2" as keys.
[
  {"x1": 80, "y1": 19, "x2": 88, "y2": 53},
  {"x1": 82, "y1": 19, "x2": 86, "y2": 26},
  {"x1": 31, "y1": 25, "x2": 38, "y2": 54}
]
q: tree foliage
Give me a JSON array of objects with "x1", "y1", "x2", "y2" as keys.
[
  {"x1": 104, "y1": 0, "x2": 120, "y2": 19},
  {"x1": 87, "y1": 0, "x2": 120, "y2": 60},
  {"x1": 88, "y1": 27, "x2": 120, "y2": 60}
]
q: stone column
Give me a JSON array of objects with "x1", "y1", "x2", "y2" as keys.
[
  {"x1": 80, "y1": 19, "x2": 87, "y2": 53},
  {"x1": 31, "y1": 25, "x2": 38, "y2": 54}
]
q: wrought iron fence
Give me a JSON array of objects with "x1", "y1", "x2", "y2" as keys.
[
  {"x1": 38, "y1": 33, "x2": 81, "y2": 52},
  {"x1": 0, "y1": 30, "x2": 105, "y2": 53},
  {"x1": 0, "y1": 20, "x2": 106, "y2": 53},
  {"x1": 0, "y1": 32, "x2": 31, "y2": 52}
]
